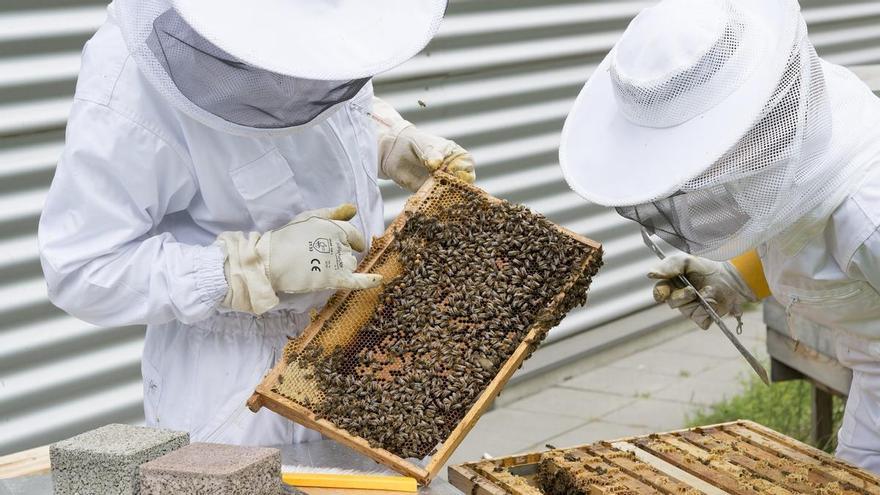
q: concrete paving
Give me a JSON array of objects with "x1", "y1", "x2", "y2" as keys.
[{"x1": 441, "y1": 306, "x2": 768, "y2": 476}]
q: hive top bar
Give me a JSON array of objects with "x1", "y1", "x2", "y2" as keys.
[
  {"x1": 52, "y1": 424, "x2": 188, "y2": 457},
  {"x1": 140, "y1": 443, "x2": 279, "y2": 477},
  {"x1": 450, "y1": 420, "x2": 880, "y2": 494}
]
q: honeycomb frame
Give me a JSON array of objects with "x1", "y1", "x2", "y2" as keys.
[
  {"x1": 450, "y1": 421, "x2": 880, "y2": 494},
  {"x1": 248, "y1": 173, "x2": 602, "y2": 484}
]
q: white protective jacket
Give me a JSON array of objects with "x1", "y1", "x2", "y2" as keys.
[
  {"x1": 762, "y1": 163, "x2": 880, "y2": 471},
  {"x1": 38, "y1": 13, "x2": 384, "y2": 445}
]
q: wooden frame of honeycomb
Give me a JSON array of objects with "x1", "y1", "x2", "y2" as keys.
[{"x1": 247, "y1": 173, "x2": 603, "y2": 484}]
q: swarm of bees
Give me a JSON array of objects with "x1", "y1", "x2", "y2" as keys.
[
  {"x1": 537, "y1": 451, "x2": 643, "y2": 495},
  {"x1": 282, "y1": 186, "x2": 602, "y2": 459}
]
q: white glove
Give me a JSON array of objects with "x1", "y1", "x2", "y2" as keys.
[
  {"x1": 216, "y1": 204, "x2": 383, "y2": 315},
  {"x1": 648, "y1": 255, "x2": 756, "y2": 330},
  {"x1": 372, "y1": 96, "x2": 476, "y2": 192}
]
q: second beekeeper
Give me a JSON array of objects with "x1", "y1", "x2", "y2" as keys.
[
  {"x1": 558, "y1": 0, "x2": 880, "y2": 473},
  {"x1": 37, "y1": 0, "x2": 475, "y2": 446}
]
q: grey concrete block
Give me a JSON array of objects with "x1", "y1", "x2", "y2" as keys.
[
  {"x1": 139, "y1": 443, "x2": 280, "y2": 495},
  {"x1": 50, "y1": 424, "x2": 189, "y2": 495}
]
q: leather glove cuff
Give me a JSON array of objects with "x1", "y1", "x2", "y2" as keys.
[
  {"x1": 216, "y1": 231, "x2": 279, "y2": 315},
  {"x1": 721, "y1": 261, "x2": 758, "y2": 304}
]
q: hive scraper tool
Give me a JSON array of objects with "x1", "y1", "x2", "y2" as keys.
[{"x1": 641, "y1": 228, "x2": 770, "y2": 386}]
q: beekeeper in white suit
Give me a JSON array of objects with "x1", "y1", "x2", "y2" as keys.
[
  {"x1": 559, "y1": 0, "x2": 880, "y2": 473},
  {"x1": 37, "y1": 0, "x2": 475, "y2": 446}
]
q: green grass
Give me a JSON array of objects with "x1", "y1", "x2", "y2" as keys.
[{"x1": 687, "y1": 376, "x2": 845, "y2": 452}]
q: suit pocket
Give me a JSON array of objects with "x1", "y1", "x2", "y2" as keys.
[
  {"x1": 780, "y1": 280, "x2": 880, "y2": 336},
  {"x1": 230, "y1": 148, "x2": 305, "y2": 231}
]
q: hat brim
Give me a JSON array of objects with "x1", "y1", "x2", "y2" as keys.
[
  {"x1": 171, "y1": 0, "x2": 447, "y2": 80},
  {"x1": 559, "y1": 0, "x2": 801, "y2": 207}
]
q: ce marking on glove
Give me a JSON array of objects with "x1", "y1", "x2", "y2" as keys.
[{"x1": 310, "y1": 259, "x2": 321, "y2": 272}]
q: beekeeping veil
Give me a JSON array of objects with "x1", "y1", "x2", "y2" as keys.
[
  {"x1": 559, "y1": 0, "x2": 880, "y2": 261},
  {"x1": 113, "y1": 0, "x2": 447, "y2": 136}
]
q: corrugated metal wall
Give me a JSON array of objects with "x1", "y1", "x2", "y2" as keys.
[{"x1": 2, "y1": 0, "x2": 880, "y2": 455}]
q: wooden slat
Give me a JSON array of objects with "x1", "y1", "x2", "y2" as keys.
[
  {"x1": 450, "y1": 421, "x2": 880, "y2": 494},
  {"x1": 589, "y1": 442, "x2": 700, "y2": 494},
  {"x1": 633, "y1": 437, "x2": 761, "y2": 495},
  {"x1": 726, "y1": 424, "x2": 880, "y2": 494},
  {"x1": 472, "y1": 460, "x2": 544, "y2": 495},
  {"x1": 766, "y1": 329, "x2": 852, "y2": 396},
  {"x1": 538, "y1": 450, "x2": 652, "y2": 494},
  {"x1": 742, "y1": 420, "x2": 880, "y2": 485},
  {"x1": 677, "y1": 430, "x2": 817, "y2": 494},
  {"x1": 0, "y1": 445, "x2": 50, "y2": 479},
  {"x1": 706, "y1": 429, "x2": 855, "y2": 490},
  {"x1": 742, "y1": 420, "x2": 880, "y2": 493},
  {"x1": 447, "y1": 464, "x2": 510, "y2": 495},
  {"x1": 665, "y1": 434, "x2": 803, "y2": 494},
  {"x1": 568, "y1": 448, "x2": 664, "y2": 494},
  {"x1": 613, "y1": 441, "x2": 727, "y2": 495}
]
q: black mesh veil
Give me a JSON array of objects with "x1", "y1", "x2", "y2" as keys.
[
  {"x1": 616, "y1": 188, "x2": 750, "y2": 254},
  {"x1": 146, "y1": 9, "x2": 370, "y2": 129}
]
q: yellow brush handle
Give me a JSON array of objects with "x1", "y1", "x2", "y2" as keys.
[{"x1": 282, "y1": 472, "x2": 418, "y2": 492}]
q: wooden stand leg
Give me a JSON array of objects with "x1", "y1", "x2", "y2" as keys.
[
  {"x1": 770, "y1": 356, "x2": 803, "y2": 383},
  {"x1": 812, "y1": 384, "x2": 834, "y2": 449}
]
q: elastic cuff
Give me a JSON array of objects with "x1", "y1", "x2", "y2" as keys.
[
  {"x1": 727, "y1": 250, "x2": 770, "y2": 301},
  {"x1": 377, "y1": 165, "x2": 391, "y2": 181},
  {"x1": 377, "y1": 122, "x2": 415, "y2": 180},
  {"x1": 194, "y1": 244, "x2": 229, "y2": 309},
  {"x1": 730, "y1": 250, "x2": 771, "y2": 301}
]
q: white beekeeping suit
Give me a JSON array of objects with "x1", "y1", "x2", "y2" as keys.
[
  {"x1": 37, "y1": 0, "x2": 475, "y2": 446},
  {"x1": 558, "y1": 0, "x2": 880, "y2": 472}
]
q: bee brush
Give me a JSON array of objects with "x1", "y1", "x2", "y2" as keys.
[{"x1": 281, "y1": 466, "x2": 418, "y2": 492}]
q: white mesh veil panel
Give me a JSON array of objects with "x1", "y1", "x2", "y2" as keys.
[
  {"x1": 611, "y1": 1, "x2": 760, "y2": 128},
  {"x1": 146, "y1": 9, "x2": 369, "y2": 129},
  {"x1": 617, "y1": 19, "x2": 848, "y2": 260}
]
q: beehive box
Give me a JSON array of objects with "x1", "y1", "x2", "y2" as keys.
[
  {"x1": 449, "y1": 420, "x2": 880, "y2": 494},
  {"x1": 248, "y1": 173, "x2": 602, "y2": 484}
]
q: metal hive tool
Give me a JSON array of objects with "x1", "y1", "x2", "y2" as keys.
[{"x1": 248, "y1": 173, "x2": 603, "y2": 484}]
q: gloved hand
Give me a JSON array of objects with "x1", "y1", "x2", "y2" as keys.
[
  {"x1": 372, "y1": 96, "x2": 476, "y2": 192},
  {"x1": 648, "y1": 255, "x2": 756, "y2": 330},
  {"x1": 216, "y1": 204, "x2": 383, "y2": 315}
]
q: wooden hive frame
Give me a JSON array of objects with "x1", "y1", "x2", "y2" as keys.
[
  {"x1": 247, "y1": 174, "x2": 603, "y2": 485},
  {"x1": 449, "y1": 420, "x2": 880, "y2": 494}
]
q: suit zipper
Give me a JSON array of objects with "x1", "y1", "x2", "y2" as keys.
[{"x1": 202, "y1": 346, "x2": 277, "y2": 442}]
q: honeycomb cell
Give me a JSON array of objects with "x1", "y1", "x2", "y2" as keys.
[{"x1": 274, "y1": 175, "x2": 603, "y2": 459}]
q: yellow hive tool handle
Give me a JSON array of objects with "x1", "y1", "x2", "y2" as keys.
[{"x1": 282, "y1": 472, "x2": 418, "y2": 492}]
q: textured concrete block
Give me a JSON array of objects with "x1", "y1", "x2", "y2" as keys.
[
  {"x1": 139, "y1": 443, "x2": 280, "y2": 495},
  {"x1": 50, "y1": 424, "x2": 189, "y2": 495}
]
